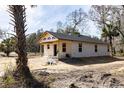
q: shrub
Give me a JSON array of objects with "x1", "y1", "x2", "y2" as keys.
[{"x1": 119, "y1": 49, "x2": 123, "y2": 53}]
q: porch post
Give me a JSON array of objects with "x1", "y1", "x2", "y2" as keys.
[
  {"x1": 40, "y1": 44, "x2": 42, "y2": 56},
  {"x1": 57, "y1": 40, "x2": 60, "y2": 59}
]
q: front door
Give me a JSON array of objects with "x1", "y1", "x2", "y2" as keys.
[{"x1": 54, "y1": 44, "x2": 57, "y2": 56}]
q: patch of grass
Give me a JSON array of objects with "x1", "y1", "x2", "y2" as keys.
[
  {"x1": 0, "y1": 63, "x2": 20, "y2": 88},
  {"x1": 3, "y1": 75, "x2": 16, "y2": 87},
  {"x1": 1, "y1": 61, "x2": 55, "y2": 88}
]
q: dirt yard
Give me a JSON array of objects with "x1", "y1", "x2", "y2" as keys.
[{"x1": 1, "y1": 53, "x2": 124, "y2": 87}]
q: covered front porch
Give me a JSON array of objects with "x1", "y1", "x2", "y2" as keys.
[
  {"x1": 40, "y1": 41, "x2": 59, "y2": 58},
  {"x1": 39, "y1": 31, "x2": 73, "y2": 59},
  {"x1": 40, "y1": 40, "x2": 73, "y2": 59}
]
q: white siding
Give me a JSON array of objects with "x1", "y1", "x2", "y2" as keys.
[
  {"x1": 43, "y1": 42, "x2": 58, "y2": 57},
  {"x1": 57, "y1": 40, "x2": 109, "y2": 58},
  {"x1": 71, "y1": 41, "x2": 109, "y2": 58},
  {"x1": 42, "y1": 40, "x2": 109, "y2": 59},
  {"x1": 40, "y1": 32, "x2": 109, "y2": 59},
  {"x1": 58, "y1": 40, "x2": 72, "y2": 58}
]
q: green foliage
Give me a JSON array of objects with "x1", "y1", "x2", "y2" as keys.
[
  {"x1": 101, "y1": 23, "x2": 120, "y2": 56},
  {"x1": 102, "y1": 24, "x2": 120, "y2": 38},
  {"x1": 72, "y1": 31, "x2": 80, "y2": 35},
  {"x1": 3, "y1": 75, "x2": 15, "y2": 86},
  {"x1": 26, "y1": 30, "x2": 43, "y2": 53},
  {"x1": 0, "y1": 37, "x2": 15, "y2": 56},
  {"x1": 119, "y1": 49, "x2": 123, "y2": 53},
  {"x1": 101, "y1": 27, "x2": 109, "y2": 37}
]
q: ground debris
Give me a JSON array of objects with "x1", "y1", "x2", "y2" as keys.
[
  {"x1": 69, "y1": 83, "x2": 79, "y2": 88},
  {"x1": 50, "y1": 70, "x2": 124, "y2": 88},
  {"x1": 32, "y1": 69, "x2": 49, "y2": 76},
  {"x1": 100, "y1": 73, "x2": 112, "y2": 80}
]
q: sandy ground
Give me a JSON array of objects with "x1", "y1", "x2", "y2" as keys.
[
  {"x1": 1, "y1": 53, "x2": 124, "y2": 87},
  {"x1": 1, "y1": 55, "x2": 124, "y2": 74}
]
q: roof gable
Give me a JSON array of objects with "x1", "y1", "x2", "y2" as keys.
[{"x1": 40, "y1": 32, "x2": 58, "y2": 43}]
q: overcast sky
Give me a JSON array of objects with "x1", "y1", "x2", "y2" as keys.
[{"x1": 0, "y1": 5, "x2": 101, "y2": 37}]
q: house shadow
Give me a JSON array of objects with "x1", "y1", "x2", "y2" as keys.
[{"x1": 59, "y1": 56, "x2": 124, "y2": 66}]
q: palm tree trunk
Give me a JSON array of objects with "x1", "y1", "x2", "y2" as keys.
[{"x1": 8, "y1": 5, "x2": 41, "y2": 87}]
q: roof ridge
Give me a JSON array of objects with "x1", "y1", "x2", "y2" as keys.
[{"x1": 46, "y1": 31, "x2": 98, "y2": 39}]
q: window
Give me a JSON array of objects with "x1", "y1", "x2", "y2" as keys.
[
  {"x1": 95, "y1": 45, "x2": 97, "y2": 52},
  {"x1": 48, "y1": 37, "x2": 51, "y2": 40},
  {"x1": 78, "y1": 43, "x2": 82, "y2": 52},
  {"x1": 52, "y1": 37, "x2": 56, "y2": 39},
  {"x1": 47, "y1": 44, "x2": 50, "y2": 49},
  {"x1": 62, "y1": 43, "x2": 66, "y2": 52}
]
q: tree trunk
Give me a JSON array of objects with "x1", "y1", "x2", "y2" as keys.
[
  {"x1": 9, "y1": 5, "x2": 42, "y2": 87},
  {"x1": 6, "y1": 52, "x2": 10, "y2": 57},
  {"x1": 109, "y1": 35, "x2": 113, "y2": 56}
]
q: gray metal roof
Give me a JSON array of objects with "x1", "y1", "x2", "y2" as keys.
[{"x1": 46, "y1": 31, "x2": 108, "y2": 44}]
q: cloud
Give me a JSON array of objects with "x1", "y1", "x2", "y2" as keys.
[
  {"x1": 0, "y1": 5, "x2": 10, "y2": 30},
  {"x1": 26, "y1": 5, "x2": 90, "y2": 32},
  {"x1": 0, "y1": 5, "x2": 100, "y2": 37},
  {"x1": 26, "y1": 5, "x2": 44, "y2": 33}
]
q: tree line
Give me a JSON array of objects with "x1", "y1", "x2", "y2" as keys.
[{"x1": 0, "y1": 29, "x2": 43, "y2": 56}]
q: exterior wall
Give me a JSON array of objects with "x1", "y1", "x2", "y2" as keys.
[
  {"x1": 57, "y1": 41, "x2": 109, "y2": 58},
  {"x1": 41, "y1": 40, "x2": 109, "y2": 59},
  {"x1": 57, "y1": 40, "x2": 73, "y2": 58},
  {"x1": 71, "y1": 41, "x2": 109, "y2": 57},
  {"x1": 40, "y1": 40, "x2": 73, "y2": 59}
]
